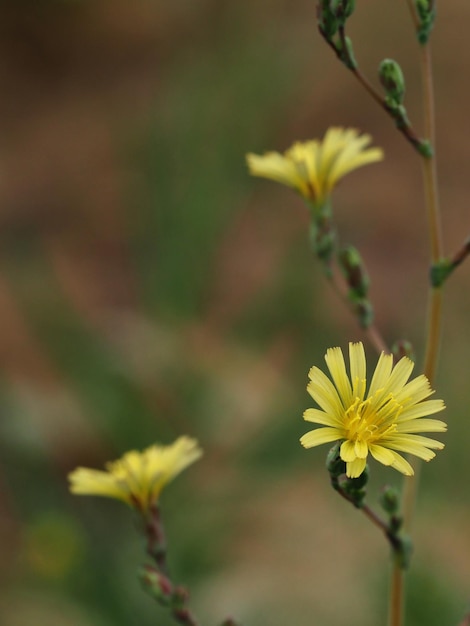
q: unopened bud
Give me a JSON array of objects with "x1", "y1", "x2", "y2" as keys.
[
  {"x1": 379, "y1": 485, "x2": 400, "y2": 515},
  {"x1": 317, "y1": 0, "x2": 339, "y2": 39},
  {"x1": 139, "y1": 566, "x2": 174, "y2": 606},
  {"x1": 338, "y1": 36, "x2": 357, "y2": 70},
  {"x1": 379, "y1": 59, "x2": 405, "y2": 105},
  {"x1": 353, "y1": 299, "x2": 374, "y2": 329},
  {"x1": 338, "y1": 245, "x2": 369, "y2": 298},
  {"x1": 326, "y1": 442, "x2": 346, "y2": 477},
  {"x1": 342, "y1": 465, "x2": 369, "y2": 508}
]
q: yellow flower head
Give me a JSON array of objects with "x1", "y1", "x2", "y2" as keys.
[
  {"x1": 68, "y1": 436, "x2": 202, "y2": 511},
  {"x1": 246, "y1": 127, "x2": 383, "y2": 206},
  {"x1": 300, "y1": 342, "x2": 446, "y2": 478}
]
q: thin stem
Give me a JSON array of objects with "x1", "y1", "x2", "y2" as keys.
[
  {"x1": 390, "y1": 16, "x2": 443, "y2": 626},
  {"x1": 404, "y1": 0, "x2": 420, "y2": 31},
  {"x1": 145, "y1": 505, "x2": 168, "y2": 575},
  {"x1": 389, "y1": 564, "x2": 404, "y2": 626},
  {"x1": 329, "y1": 26, "x2": 425, "y2": 152},
  {"x1": 420, "y1": 44, "x2": 442, "y2": 265},
  {"x1": 402, "y1": 35, "x2": 444, "y2": 537},
  {"x1": 423, "y1": 287, "x2": 442, "y2": 384},
  {"x1": 327, "y1": 261, "x2": 389, "y2": 355}
]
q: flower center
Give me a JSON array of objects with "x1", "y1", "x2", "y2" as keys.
[{"x1": 344, "y1": 392, "x2": 403, "y2": 444}]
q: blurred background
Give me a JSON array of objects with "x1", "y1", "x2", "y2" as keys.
[{"x1": 0, "y1": 1, "x2": 469, "y2": 625}]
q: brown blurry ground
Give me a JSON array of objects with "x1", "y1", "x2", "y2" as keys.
[{"x1": 0, "y1": 2, "x2": 469, "y2": 626}]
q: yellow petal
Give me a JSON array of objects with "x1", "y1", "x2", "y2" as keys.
[
  {"x1": 300, "y1": 427, "x2": 341, "y2": 448},
  {"x1": 325, "y1": 346, "x2": 353, "y2": 406},
  {"x1": 349, "y1": 342, "x2": 366, "y2": 399},
  {"x1": 303, "y1": 407, "x2": 343, "y2": 427},
  {"x1": 340, "y1": 439, "x2": 357, "y2": 462},
  {"x1": 346, "y1": 457, "x2": 367, "y2": 478}
]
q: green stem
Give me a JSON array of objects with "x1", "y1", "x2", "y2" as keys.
[{"x1": 389, "y1": 564, "x2": 404, "y2": 626}]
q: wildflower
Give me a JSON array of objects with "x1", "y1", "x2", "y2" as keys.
[
  {"x1": 246, "y1": 127, "x2": 383, "y2": 207},
  {"x1": 68, "y1": 436, "x2": 202, "y2": 511},
  {"x1": 300, "y1": 342, "x2": 446, "y2": 478}
]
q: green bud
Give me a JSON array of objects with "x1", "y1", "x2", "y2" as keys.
[
  {"x1": 415, "y1": 0, "x2": 436, "y2": 44},
  {"x1": 317, "y1": 0, "x2": 339, "y2": 39},
  {"x1": 430, "y1": 258, "x2": 453, "y2": 287},
  {"x1": 171, "y1": 586, "x2": 190, "y2": 610},
  {"x1": 353, "y1": 298, "x2": 374, "y2": 329},
  {"x1": 379, "y1": 485, "x2": 400, "y2": 515},
  {"x1": 342, "y1": 466, "x2": 369, "y2": 508},
  {"x1": 337, "y1": 35, "x2": 357, "y2": 69},
  {"x1": 326, "y1": 442, "x2": 346, "y2": 477},
  {"x1": 379, "y1": 59, "x2": 406, "y2": 105},
  {"x1": 416, "y1": 138, "x2": 433, "y2": 158},
  {"x1": 391, "y1": 340, "x2": 415, "y2": 363},
  {"x1": 392, "y1": 534, "x2": 413, "y2": 570},
  {"x1": 342, "y1": 0, "x2": 355, "y2": 18},
  {"x1": 338, "y1": 245, "x2": 369, "y2": 298},
  {"x1": 309, "y1": 218, "x2": 336, "y2": 264},
  {"x1": 139, "y1": 566, "x2": 173, "y2": 606},
  {"x1": 329, "y1": 0, "x2": 355, "y2": 20}
]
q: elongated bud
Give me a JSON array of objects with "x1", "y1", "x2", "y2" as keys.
[
  {"x1": 338, "y1": 245, "x2": 369, "y2": 298},
  {"x1": 379, "y1": 59, "x2": 406, "y2": 105},
  {"x1": 341, "y1": 0, "x2": 355, "y2": 18},
  {"x1": 330, "y1": 0, "x2": 355, "y2": 20},
  {"x1": 317, "y1": 0, "x2": 339, "y2": 39},
  {"x1": 139, "y1": 566, "x2": 174, "y2": 606},
  {"x1": 415, "y1": 0, "x2": 436, "y2": 44}
]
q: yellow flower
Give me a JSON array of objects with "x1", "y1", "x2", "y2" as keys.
[
  {"x1": 300, "y1": 342, "x2": 446, "y2": 478},
  {"x1": 246, "y1": 127, "x2": 383, "y2": 206},
  {"x1": 68, "y1": 436, "x2": 202, "y2": 511}
]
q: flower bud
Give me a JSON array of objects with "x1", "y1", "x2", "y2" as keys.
[
  {"x1": 139, "y1": 566, "x2": 174, "y2": 606},
  {"x1": 379, "y1": 485, "x2": 400, "y2": 515},
  {"x1": 326, "y1": 442, "x2": 346, "y2": 477},
  {"x1": 379, "y1": 59, "x2": 406, "y2": 105},
  {"x1": 338, "y1": 245, "x2": 369, "y2": 298}
]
